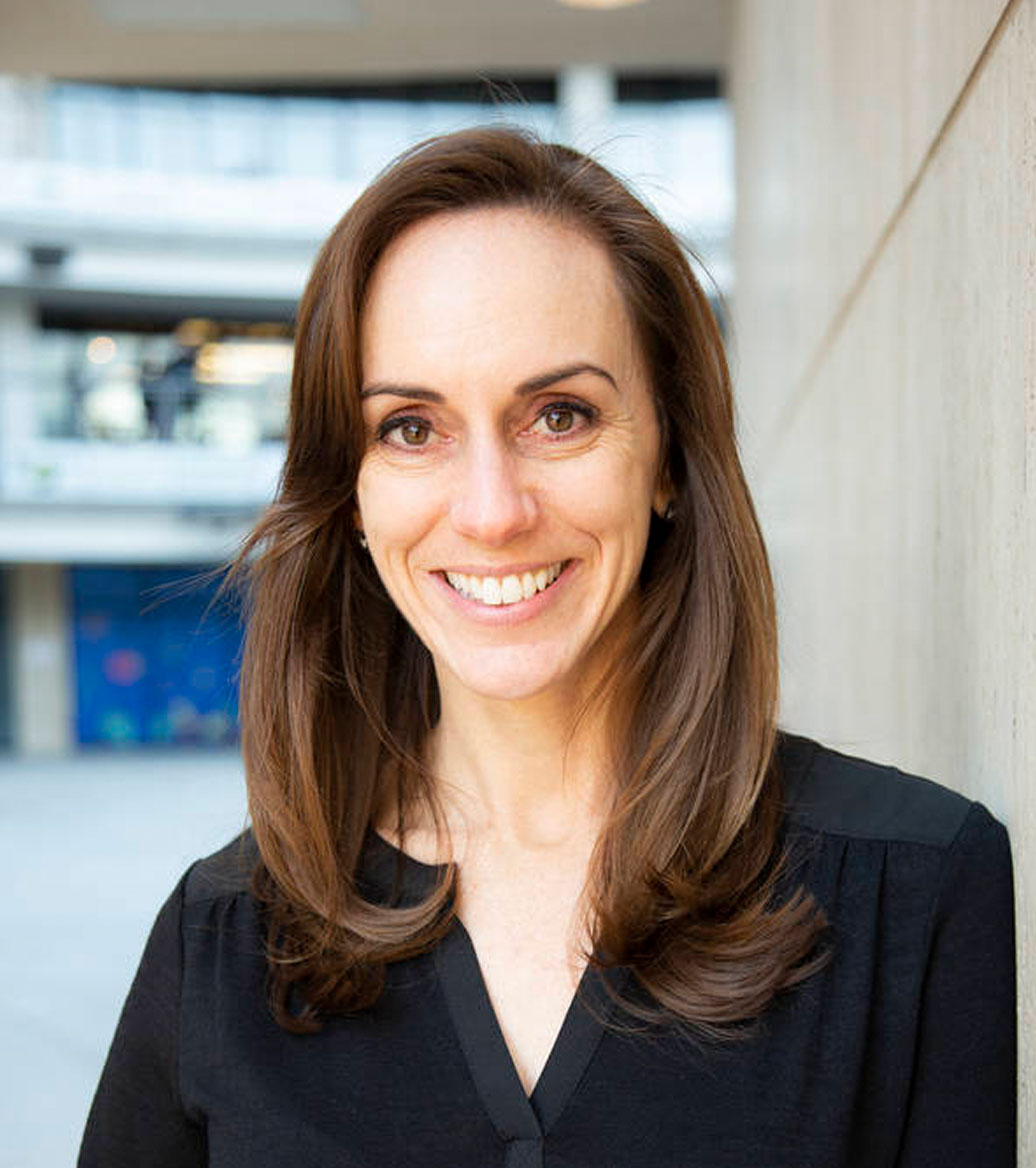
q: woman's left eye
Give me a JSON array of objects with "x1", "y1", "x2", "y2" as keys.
[
  {"x1": 530, "y1": 402, "x2": 596, "y2": 437},
  {"x1": 376, "y1": 415, "x2": 434, "y2": 448}
]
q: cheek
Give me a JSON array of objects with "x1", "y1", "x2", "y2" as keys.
[
  {"x1": 354, "y1": 465, "x2": 447, "y2": 639},
  {"x1": 356, "y1": 463, "x2": 437, "y2": 550},
  {"x1": 356, "y1": 474, "x2": 435, "y2": 613},
  {"x1": 550, "y1": 441, "x2": 658, "y2": 536}
]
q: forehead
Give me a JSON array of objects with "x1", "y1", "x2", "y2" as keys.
[{"x1": 360, "y1": 207, "x2": 643, "y2": 386}]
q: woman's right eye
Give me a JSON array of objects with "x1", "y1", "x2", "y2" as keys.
[{"x1": 377, "y1": 416, "x2": 432, "y2": 448}]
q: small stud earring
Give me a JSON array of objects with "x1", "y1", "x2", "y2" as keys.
[
  {"x1": 663, "y1": 501, "x2": 676, "y2": 521},
  {"x1": 357, "y1": 531, "x2": 368, "y2": 550}
]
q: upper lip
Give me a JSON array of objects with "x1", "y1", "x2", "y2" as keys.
[{"x1": 434, "y1": 559, "x2": 570, "y2": 577}]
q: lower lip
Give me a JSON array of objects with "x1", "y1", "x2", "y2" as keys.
[{"x1": 430, "y1": 561, "x2": 577, "y2": 625}]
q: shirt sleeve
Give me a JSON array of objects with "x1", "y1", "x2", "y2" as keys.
[
  {"x1": 78, "y1": 868, "x2": 207, "y2": 1168},
  {"x1": 895, "y1": 802, "x2": 1016, "y2": 1167}
]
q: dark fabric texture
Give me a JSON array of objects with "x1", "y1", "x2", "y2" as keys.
[{"x1": 79, "y1": 732, "x2": 1017, "y2": 1167}]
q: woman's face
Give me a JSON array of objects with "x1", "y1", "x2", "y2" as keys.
[{"x1": 355, "y1": 208, "x2": 667, "y2": 706}]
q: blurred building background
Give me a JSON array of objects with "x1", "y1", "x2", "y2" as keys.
[
  {"x1": 0, "y1": 70, "x2": 731, "y2": 756},
  {"x1": 0, "y1": 0, "x2": 1033, "y2": 1164}
]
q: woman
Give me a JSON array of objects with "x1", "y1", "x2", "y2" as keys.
[{"x1": 80, "y1": 127, "x2": 1015, "y2": 1167}]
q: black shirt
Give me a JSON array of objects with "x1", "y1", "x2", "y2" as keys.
[{"x1": 78, "y1": 733, "x2": 1016, "y2": 1167}]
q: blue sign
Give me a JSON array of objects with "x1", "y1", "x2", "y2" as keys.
[{"x1": 71, "y1": 566, "x2": 241, "y2": 747}]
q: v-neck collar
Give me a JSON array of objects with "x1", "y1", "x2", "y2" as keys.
[
  {"x1": 435, "y1": 922, "x2": 630, "y2": 1130},
  {"x1": 360, "y1": 828, "x2": 631, "y2": 1160}
]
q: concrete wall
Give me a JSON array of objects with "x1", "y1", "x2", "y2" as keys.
[
  {"x1": 10, "y1": 563, "x2": 73, "y2": 754},
  {"x1": 730, "y1": 0, "x2": 1033, "y2": 1157}
]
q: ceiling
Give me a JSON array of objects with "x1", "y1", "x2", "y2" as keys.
[{"x1": 0, "y1": 0, "x2": 729, "y2": 84}]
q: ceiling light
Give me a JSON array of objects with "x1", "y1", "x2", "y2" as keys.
[{"x1": 557, "y1": 0, "x2": 652, "y2": 9}]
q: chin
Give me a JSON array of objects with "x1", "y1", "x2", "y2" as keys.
[{"x1": 438, "y1": 643, "x2": 584, "y2": 705}]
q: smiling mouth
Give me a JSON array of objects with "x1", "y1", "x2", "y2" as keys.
[{"x1": 441, "y1": 561, "x2": 568, "y2": 606}]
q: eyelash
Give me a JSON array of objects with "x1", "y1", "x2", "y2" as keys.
[{"x1": 375, "y1": 400, "x2": 598, "y2": 450}]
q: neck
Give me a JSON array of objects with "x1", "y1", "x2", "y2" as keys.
[{"x1": 426, "y1": 675, "x2": 614, "y2": 850}]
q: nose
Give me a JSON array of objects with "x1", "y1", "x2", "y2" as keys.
[{"x1": 449, "y1": 431, "x2": 538, "y2": 546}]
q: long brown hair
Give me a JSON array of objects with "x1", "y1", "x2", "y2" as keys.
[{"x1": 231, "y1": 125, "x2": 828, "y2": 1033}]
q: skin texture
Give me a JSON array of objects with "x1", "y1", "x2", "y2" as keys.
[{"x1": 355, "y1": 208, "x2": 669, "y2": 1094}]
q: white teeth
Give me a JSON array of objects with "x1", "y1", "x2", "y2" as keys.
[
  {"x1": 500, "y1": 575, "x2": 523, "y2": 604},
  {"x1": 444, "y1": 562, "x2": 566, "y2": 606}
]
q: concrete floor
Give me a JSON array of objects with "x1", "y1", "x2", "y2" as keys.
[{"x1": 0, "y1": 749, "x2": 248, "y2": 1168}]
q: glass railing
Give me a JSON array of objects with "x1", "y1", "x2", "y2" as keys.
[
  {"x1": 0, "y1": 78, "x2": 730, "y2": 251},
  {"x1": 0, "y1": 325, "x2": 290, "y2": 507},
  {"x1": 5, "y1": 326, "x2": 291, "y2": 446},
  {"x1": 2, "y1": 80, "x2": 557, "y2": 181}
]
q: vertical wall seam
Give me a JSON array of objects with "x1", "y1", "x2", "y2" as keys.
[{"x1": 763, "y1": 0, "x2": 1022, "y2": 460}]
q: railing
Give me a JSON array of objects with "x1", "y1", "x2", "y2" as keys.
[
  {"x1": 0, "y1": 79, "x2": 731, "y2": 261},
  {"x1": 0, "y1": 344, "x2": 288, "y2": 507}
]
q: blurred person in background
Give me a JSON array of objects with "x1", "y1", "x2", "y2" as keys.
[
  {"x1": 143, "y1": 319, "x2": 208, "y2": 441},
  {"x1": 79, "y1": 127, "x2": 1016, "y2": 1167}
]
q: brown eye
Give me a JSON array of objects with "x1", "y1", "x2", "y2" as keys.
[
  {"x1": 378, "y1": 416, "x2": 432, "y2": 447},
  {"x1": 529, "y1": 400, "x2": 597, "y2": 440},
  {"x1": 543, "y1": 407, "x2": 574, "y2": 433},
  {"x1": 399, "y1": 420, "x2": 430, "y2": 445}
]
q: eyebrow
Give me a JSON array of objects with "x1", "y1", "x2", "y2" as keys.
[{"x1": 359, "y1": 362, "x2": 620, "y2": 402}]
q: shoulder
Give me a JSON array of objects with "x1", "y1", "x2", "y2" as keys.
[
  {"x1": 774, "y1": 732, "x2": 1014, "y2": 973},
  {"x1": 175, "y1": 832, "x2": 266, "y2": 989},
  {"x1": 776, "y1": 730, "x2": 1003, "y2": 853},
  {"x1": 182, "y1": 829, "x2": 259, "y2": 907}
]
